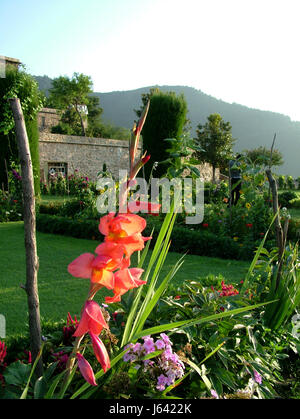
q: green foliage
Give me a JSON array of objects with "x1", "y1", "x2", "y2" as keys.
[
  {"x1": 86, "y1": 119, "x2": 131, "y2": 140},
  {"x1": 140, "y1": 90, "x2": 188, "y2": 179},
  {"x1": 48, "y1": 73, "x2": 130, "y2": 140},
  {"x1": 278, "y1": 175, "x2": 286, "y2": 189},
  {"x1": 36, "y1": 213, "x2": 100, "y2": 240},
  {"x1": 0, "y1": 65, "x2": 43, "y2": 194},
  {"x1": 278, "y1": 190, "x2": 298, "y2": 208},
  {"x1": 289, "y1": 198, "x2": 300, "y2": 209},
  {"x1": 261, "y1": 243, "x2": 300, "y2": 330},
  {"x1": 204, "y1": 180, "x2": 229, "y2": 204},
  {"x1": 195, "y1": 113, "x2": 235, "y2": 180},
  {"x1": 286, "y1": 175, "x2": 295, "y2": 190},
  {"x1": 26, "y1": 117, "x2": 41, "y2": 194},
  {"x1": 2, "y1": 211, "x2": 300, "y2": 398},
  {"x1": 244, "y1": 146, "x2": 284, "y2": 167},
  {"x1": 0, "y1": 162, "x2": 24, "y2": 222},
  {"x1": 162, "y1": 133, "x2": 203, "y2": 178},
  {"x1": 35, "y1": 212, "x2": 274, "y2": 261},
  {"x1": 142, "y1": 279, "x2": 295, "y2": 399},
  {"x1": 48, "y1": 72, "x2": 94, "y2": 136}
]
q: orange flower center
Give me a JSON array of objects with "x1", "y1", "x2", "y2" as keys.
[{"x1": 108, "y1": 229, "x2": 127, "y2": 241}]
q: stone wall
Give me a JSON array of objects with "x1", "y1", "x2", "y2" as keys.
[
  {"x1": 38, "y1": 108, "x2": 61, "y2": 133},
  {"x1": 182, "y1": 163, "x2": 219, "y2": 182},
  {"x1": 39, "y1": 132, "x2": 140, "y2": 181},
  {"x1": 39, "y1": 131, "x2": 219, "y2": 183}
]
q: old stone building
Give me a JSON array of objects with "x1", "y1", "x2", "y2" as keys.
[
  {"x1": 0, "y1": 56, "x2": 21, "y2": 77},
  {"x1": 39, "y1": 131, "x2": 137, "y2": 182},
  {"x1": 38, "y1": 108, "x2": 61, "y2": 133},
  {"x1": 38, "y1": 107, "x2": 139, "y2": 181},
  {"x1": 38, "y1": 108, "x2": 218, "y2": 183}
]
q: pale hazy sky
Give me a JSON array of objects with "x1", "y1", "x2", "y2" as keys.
[{"x1": 1, "y1": 0, "x2": 300, "y2": 120}]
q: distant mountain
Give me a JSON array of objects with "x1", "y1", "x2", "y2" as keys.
[
  {"x1": 34, "y1": 75, "x2": 53, "y2": 96},
  {"x1": 34, "y1": 76, "x2": 300, "y2": 177}
]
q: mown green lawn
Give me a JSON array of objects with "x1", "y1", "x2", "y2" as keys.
[{"x1": 0, "y1": 222, "x2": 250, "y2": 338}]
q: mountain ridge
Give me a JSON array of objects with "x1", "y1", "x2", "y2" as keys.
[{"x1": 34, "y1": 76, "x2": 300, "y2": 177}]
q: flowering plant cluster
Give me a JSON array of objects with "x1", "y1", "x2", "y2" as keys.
[
  {"x1": 123, "y1": 334, "x2": 185, "y2": 392},
  {"x1": 0, "y1": 164, "x2": 23, "y2": 223},
  {"x1": 41, "y1": 169, "x2": 96, "y2": 197},
  {"x1": 0, "y1": 340, "x2": 7, "y2": 386},
  {"x1": 216, "y1": 281, "x2": 239, "y2": 297}
]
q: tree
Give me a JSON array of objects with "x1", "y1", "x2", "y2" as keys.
[
  {"x1": 244, "y1": 146, "x2": 284, "y2": 168},
  {"x1": 135, "y1": 87, "x2": 191, "y2": 135},
  {"x1": 137, "y1": 90, "x2": 188, "y2": 179},
  {"x1": 194, "y1": 113, "x2": 235, "y2": 182},
  {"x1": 9, "y1": 97, "x2": 43, "y2": 376},
  {"x1": 278, "y1": 175, "x2": 286, "y2": 190},
  {"x1": 48, "y1": 73, "x2": 94, "y2": 136},
  {"x1": 0, "y1": 64, "x2": 43, "y2": 194}
]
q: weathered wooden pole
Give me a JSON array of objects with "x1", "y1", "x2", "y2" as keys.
[
  {"x1": 9, "y1": 97, "x2": 43, "y2": 377},
  {"x1": 266, "y1": 168, "x2": 284, "y2": 256}
]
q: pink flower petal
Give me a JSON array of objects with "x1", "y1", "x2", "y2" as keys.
[
  {"x1": 73, "y1": 300, "x2": 108, "y2": 337},
  {"x1": 99, "y1": 212, "x2": 115, "y2": 236},
  {"x1": 89, "y1": 333, "x2": 110, "y2": 373},
  {"x1": 68, "y1": 253, "x2": 94, "y2": 278},
  {"x1": 76, "y1": 353, "x2": 97, "y2": 386}
]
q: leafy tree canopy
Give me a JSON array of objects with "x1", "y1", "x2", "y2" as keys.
[
  {"x1": 194, "y1": 113, "x2": 235, "y2": 181},
  {"x1": 47, "y1": 72, "x2": 99, "y2": 136},
  {"x1": 244, "y1": 146, "x2": 284, "y2": 168}
]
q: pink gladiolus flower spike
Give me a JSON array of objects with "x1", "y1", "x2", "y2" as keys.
[
  {"x1": 68, "y1": 242, "x2": 124, "y2": 288},
  {"x1": 99, "y1": 212, "x2": 151, "y2": 266},
  {"x1": 89, "y1": 332, "x2": 110, "y2": 373},
  {"x1": 105, "y1": 268, "x2": 146, "y2": 304},
  {"x1": 76, "y1": 353, "x2": 97, "y2": 386},
  {"x1": 129, "y1": 100, "x2": 150, "y2": 171},
  {"x1": 73, "y1": 300, "x2": 108, "y2": 337}
]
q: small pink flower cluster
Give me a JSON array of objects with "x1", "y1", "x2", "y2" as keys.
[
  {"x1": 123, "y1": 334, "x2": 185, "y2": 392},
  {"x1": 0, "y1": 340, "x2": 7, "y2": 386},
  {"x1": 62, "y1": 312, "x2": 79, "y2": 345},
  {"x1": 218, "y1": 281, "x2": 239, "y2": 297},
  {"x1": 0, "y1": 341, "x2": 7, "y2": 365}
]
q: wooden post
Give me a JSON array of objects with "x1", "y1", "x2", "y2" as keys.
[
  {"x1": 266, "y1": 168, "x2": 284, "y2": 257},
  {"x1": 9, "y1": 98, "x2": 43, "y2": 377}
]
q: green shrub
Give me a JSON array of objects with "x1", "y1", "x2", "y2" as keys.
[
  {"x1": 289, "y1": 198, "x2": 300, "y2": 209},
  {"x1": 38, "y1": 202, "x2": 64, "y2": 215},
  {"x1": 36, "y1": 213, "x2": 100, "y2": 240},
  {"x1": 141, "y1": 90, "x2": 188, "y2": 179},
  {"x1": 0, "y1": 65, "x2": 43, "y2": 195},
  {"x1": 286, "y1": 175, "x2": 295, "y2": 190},
  {"x1": 278, "y1": 175, "x2": 286, "y2": 189},
  {"x1": 278, "y1": 191, "x2": 298, "y2": 207},
  {"x1": 36, "y1": 213, "x2": 276, "y2": 261},
  {"x1": 287, "y1": 218, "x2": 300, "y2": 241}
]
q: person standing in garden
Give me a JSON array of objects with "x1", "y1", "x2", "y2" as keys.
[{"x1": 229, "y1": 154, "x2": 242, "y2": 205}]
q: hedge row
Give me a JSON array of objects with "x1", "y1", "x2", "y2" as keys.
[{"x1": 36, "y1": 213, "x2": 273, "y2": 261}]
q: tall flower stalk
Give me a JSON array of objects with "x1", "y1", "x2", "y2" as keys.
[{"x1": 61, "y1": 102, "x2": 153, "y2": 391}]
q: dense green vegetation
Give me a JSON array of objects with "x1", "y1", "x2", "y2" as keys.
[{"x1": 0, "y1": 66, "x2": 43, "y2": 195}]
